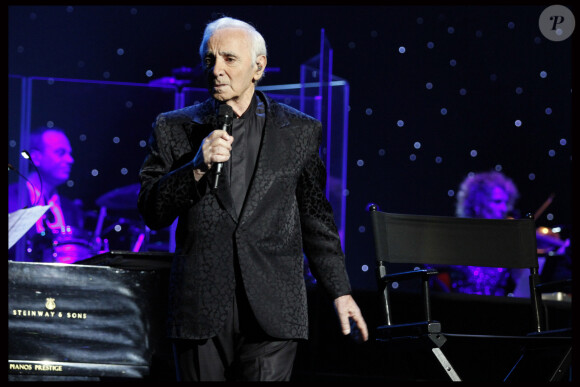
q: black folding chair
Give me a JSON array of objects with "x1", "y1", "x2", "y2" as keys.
[{"x1": 369, "y1": 204, "x2": 572, "y2": 381}]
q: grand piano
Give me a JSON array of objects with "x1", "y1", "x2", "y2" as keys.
[{"x1": 8, "y1": 251, "x2": 175, "y2": 381}]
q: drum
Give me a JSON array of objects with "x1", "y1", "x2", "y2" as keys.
[
  {"x1": 99, "y1": 217, "x2": 147, "y2": 252},
  {"x1": 52, "y1": 227, "x2": 97, "y2": 264}
]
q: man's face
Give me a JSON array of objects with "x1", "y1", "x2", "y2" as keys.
[
  {"x1": 482, "y1": 186, "x2": 510, "y2": 219},
  {"x1": 33, "y1": 130, "x2": 74, "y2": 185},
  {"x1": 202, "y1": 28, "x2": 261, "y2": 109}
]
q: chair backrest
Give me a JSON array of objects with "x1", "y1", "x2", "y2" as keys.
[
  {"x1": 369, "y1": 204, "x2": 545, "y2": 333},
  {"x1": 370, "y1": 206, "x2": 538, "y2": 269}
]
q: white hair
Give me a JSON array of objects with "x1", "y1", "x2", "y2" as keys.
[{"x1": 199, "y1": 16, "x2": 267, "y2": 63}]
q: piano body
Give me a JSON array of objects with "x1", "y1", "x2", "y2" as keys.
[{"x1": 8, "y1": 251, "x2": 174, "y2": 381}]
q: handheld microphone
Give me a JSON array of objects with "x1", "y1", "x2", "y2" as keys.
[{"x1": 212, "y1": 104, "x2": 234, "y2": 190}]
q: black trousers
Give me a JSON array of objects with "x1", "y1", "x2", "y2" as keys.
[{"x1": 172, "y1": 289, "x2": 298, "y2": 382}]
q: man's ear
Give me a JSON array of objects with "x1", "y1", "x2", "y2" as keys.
[
  {"x1": 254, "y1": 55, "x2": 267, "y2": 80},
  {"x1": 29, "y1": 149, "x2": 42, "y2": 167}
]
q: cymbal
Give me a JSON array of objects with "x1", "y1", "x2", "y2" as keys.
[{"x1": 96, "y1": 183, "x2": 140, "y2": 210}]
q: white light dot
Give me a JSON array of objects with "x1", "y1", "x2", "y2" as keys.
[
  {"x1": 495, "y1": 164, "x2": 503, "y2": 171},
  {"x1": 392, "y1": 282, "x2": 399, "y2": 289},
  {"x1": 435, "y1": 156, "x2": 442, "y2": 164},
  {"x1": 409, "y1": 154, "x2": 416, "y2": 161},
  {"x1": 397, "y1": 120, "x2": 405, "y2": 127},
  {"x1": 560, "y1": 138, "x2": 567, "y2": 146},
  {"x1": 426, "y1": 82, "x2": 433, "y2": 90},
  {"x1": 547, "y1": 213, "x2": 554, "y2": 221},
  {"x1": 139, "y1": 140, "x2": 147, "y2": 148},
  {"x1": 116, "y1": 48, "x2": 125, "y2": 56},
  {"x1": 515, "y1": 120, "x2": 522, "y2": 127},
  {"x1": 447, "y1": 189, "x2": 455, "y2": 197},
  {"x1": 361, "y1": 265, "x2": 369, "y2": 272},
  {"x1": 146, "y1": 70, "x2": 154, "y2": 77},
  {"x1": 470, "y1": 149, "x2": 478, "y2": 157},
  {"x1": 414, "y1": 141, "x2": 421, "y2": 149},
  {"x1": 114, "y1": 225, "x2": 122, "y2": 232},
  {"x1": 528, "y1": 173, "x2": 536, "y2": 181},
  {"x1": 121, "y1": 168, "x2": 128, "y2": 175},
  {"x1": 440, "y1": 108, "x2": 448, "y2": 115},
  {"x1": 357, "y1": 159, "x2": 365, "y2": 167},
  {"x1": 365, "y1": 108, "x2": 373, "y2": 116},
  {"x1": 91, "y1": 169, "x2": 99, "y2": 176},
  {"x1": 548, "y1": 149, "x2": 556, "y2": 157},
  {"x1": 398, "y1": 46, "x2": 406, "y2": 54},
  {"x1": 540, "y1": 71, "x2": 547, "y2": 78},
  {"x1": 66, "y1": 180, "x2": 74, "y2": 187},
  {"x1": 113, "y1": 136, "x2": 120, "y2": 144},
  {"x1": 545, "y1": 107, "x2": 552, "y2": 115}
]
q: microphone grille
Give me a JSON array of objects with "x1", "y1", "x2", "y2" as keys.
[
  {"x1": 218, "y1": 104, "x2": 234, "y2": 124},
  {"x1": 218, "y1": 104, "x2": 233, "y2": 116}
]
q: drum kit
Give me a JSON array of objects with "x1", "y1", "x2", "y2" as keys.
[{"x1": 48, "y1": 183, "x2": 170, "y2": 264}]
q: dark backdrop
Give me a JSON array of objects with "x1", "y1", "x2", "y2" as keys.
[{"x1": 8, "y1": 5, "x2": 573, "y2": 291}]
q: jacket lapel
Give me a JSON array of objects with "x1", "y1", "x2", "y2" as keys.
[{"x1": 238, "y1": 95, "x2": 290, "y2": 225}]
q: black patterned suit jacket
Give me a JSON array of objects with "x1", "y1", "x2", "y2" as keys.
[{"x1": 138, "y1": 91, "x2": 352, "y2": 341}]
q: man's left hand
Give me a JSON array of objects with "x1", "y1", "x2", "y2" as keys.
[{"x1": 334, "y1": 294, "x2": 369, "y2": 343}]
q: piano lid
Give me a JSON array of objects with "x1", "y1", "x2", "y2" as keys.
[{"x1": 8, "y1": 258, "x2": 168, "y2": 378}]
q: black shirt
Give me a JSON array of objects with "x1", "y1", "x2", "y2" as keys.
[{"x1": 228, "y1": 93, "x2": 266, "y2": 218}]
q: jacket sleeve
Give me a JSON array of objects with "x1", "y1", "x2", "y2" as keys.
[
  {"x1": 138, "y1": 112, "x2": 209, "y2": 230},
  {"x1": 296, "y1": 121, "x2": 352, "y2": 300}
]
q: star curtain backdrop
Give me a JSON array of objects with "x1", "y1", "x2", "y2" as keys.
[{"x1": 8, "y1": 5, "x2": 573, "y2": 291}]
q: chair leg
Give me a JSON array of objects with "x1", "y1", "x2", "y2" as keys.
[
  {"x1": 504, "y1": 344, "x2": 572, "y2": 381},
  {"x1": 548, "y1": 346, "x2": 572, "y2": 381},
  {"x1": 431, "y1": 348, "x2": 461, "y2": 381}
]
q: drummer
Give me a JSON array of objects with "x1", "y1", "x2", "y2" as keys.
[{"x1": 8, "y1": 126, "x2": 86, "y2": 263}]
